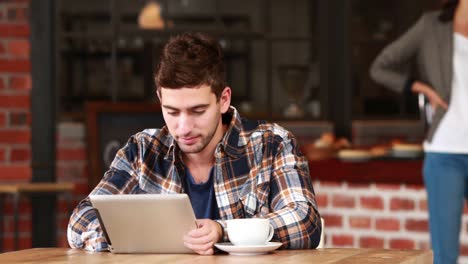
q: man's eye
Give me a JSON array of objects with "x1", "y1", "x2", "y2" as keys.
[
  {"x1": 193, "y1": 110, "x2": 205, "y2": 115},
  {"x1": 167, "y1": 112, "x2": 179, "y2": 116}
]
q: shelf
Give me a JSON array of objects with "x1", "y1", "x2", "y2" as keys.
[
  {"x1": 120, "y1": 28, "x2": 264, "y2": 40},
  {"x1": 61, "y1": 29, "x2": 264, "y2": 41},
  {"x1": 60, "y1": 48, "x2": 144, "y2": 56},
  {"x1": 61, "y1": 32, "x2": 113, "y2": 40},
  {"x1": 57, "y1": 0, "x2": 319, "y2": 122},
  {"x1": 61, "y1": 11, "x2": 251, "y2": 25},
  {"x1": 267, "y1": 36, "x2": 314, "y2": 42}
]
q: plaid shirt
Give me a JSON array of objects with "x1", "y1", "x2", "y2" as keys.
[{"x1": 67, "y1": 107, "x2": 321, "y2": 251}]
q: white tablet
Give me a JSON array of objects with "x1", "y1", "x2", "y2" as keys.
[{"x1": 89, "y1": 193, "x2": 196, "y2": 254}]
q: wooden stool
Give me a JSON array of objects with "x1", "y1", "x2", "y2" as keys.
[{"x1": 0, "y1": 183, "x2": 74, "y2": 251}]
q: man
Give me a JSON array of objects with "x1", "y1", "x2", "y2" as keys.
[{"x1": 67, "y1": 32, "x2": 321, "y2": 255}]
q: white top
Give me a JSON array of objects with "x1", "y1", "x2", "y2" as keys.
[{"x1": 424, "y1": 33, "x2": 468, "y2": 154}]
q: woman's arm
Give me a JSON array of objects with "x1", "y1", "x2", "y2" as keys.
[{"x1": 370, "y1": 14, "x2": 427, "y2": 93}]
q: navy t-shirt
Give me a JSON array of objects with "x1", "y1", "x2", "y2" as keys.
[{"x1": 184, "y1": 167, "x2": 220, "y2": 220}]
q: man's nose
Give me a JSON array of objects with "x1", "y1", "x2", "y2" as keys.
[{"x1": 177, "y1": 114, "x2": 193, "y2": 136}]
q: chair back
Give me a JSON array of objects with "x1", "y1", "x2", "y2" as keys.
[{"x1": 317, "y1": 217, "x2": 325, "y2": 248}]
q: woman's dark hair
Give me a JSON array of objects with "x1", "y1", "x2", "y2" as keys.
[
  {"x1": 439, "y1": 0, "x2": 458, "y2": 22},
  {"x1": 155, "y1": 32, "x2": 226, "y2": 99}
]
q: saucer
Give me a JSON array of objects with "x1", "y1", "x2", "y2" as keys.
[{"x1": 214, "y1": 242, "x2": 282, "y2": 256}]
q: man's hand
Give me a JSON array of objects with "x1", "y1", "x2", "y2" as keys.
[{"x1": 183, "y1": 219, "x2": 223, "y2": 255}]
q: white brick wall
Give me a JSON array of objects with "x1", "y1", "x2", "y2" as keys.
[{"x1": 314, "y1": 180, "x2": 468, "y2": 263}]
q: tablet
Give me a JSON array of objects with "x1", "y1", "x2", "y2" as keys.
[{"x1": 89, "y1": 193, "x2": 196, "y2": 254}]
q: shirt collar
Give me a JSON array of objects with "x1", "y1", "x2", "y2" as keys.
[{"x1": 218, "y1": 106, "x2": 248, "y2": 159}]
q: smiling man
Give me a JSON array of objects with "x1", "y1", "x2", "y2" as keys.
[{"x1": 67, "y1": 32, "x2": 322, "y2": 255}]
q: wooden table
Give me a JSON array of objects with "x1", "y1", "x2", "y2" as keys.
[
  {"x1": 0, "y1": 183, "x2": 75, "y2": 251},
  {"x1": 0, "y1": 247, "x2": 432, "y2": 263}
]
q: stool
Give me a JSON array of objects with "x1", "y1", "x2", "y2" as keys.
[{"x1": 0, "y1": 183, "x2": 74, "y2": 251}]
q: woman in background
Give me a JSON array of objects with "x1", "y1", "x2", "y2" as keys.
[{"x1": 370, "y1": 0, "x2": 468, "y2": 263}]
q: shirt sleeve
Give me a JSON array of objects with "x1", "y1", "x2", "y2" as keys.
[
  {"x1": 266, "y1": 133, "x2": 322, "y2": 249},
  {"x1": 67, "y1": 136, "x2": 142, "y2": 251},
  {"x1": 67, "y1": 198, "x2": 109, "y2": 251},
  {"x1": 369, "y1": 13, "x2": 427, "y2": 93}
]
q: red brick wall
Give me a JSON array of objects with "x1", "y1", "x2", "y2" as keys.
[
  {"x1": 55, "y1": 122, "x2": 89, "y2": 248},
  {"x1": 0, "y1": 0, "x2": 32, "y2": 251},
  {"x1": 0, "y1": 0, "x2": 31, "y2": 180},
  {"x1": 1, "y1": 124, "x2": 88, "y2": 251},
  {"x1": 1, "y1": 1, "x2": 468, "y2": 263},
  {"x1": 0, "y1": 0, "x2": 88, "y2": 252}
]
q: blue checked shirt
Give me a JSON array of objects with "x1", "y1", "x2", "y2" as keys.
[{"x1": 67, "y1": 107, "x2": 321, "y2": 251}]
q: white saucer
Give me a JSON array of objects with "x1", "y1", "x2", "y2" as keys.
[{"x1": 214, "y1": 242, "x2": 282, "y2": 255}]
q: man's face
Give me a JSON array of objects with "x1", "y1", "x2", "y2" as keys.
[{"x1": 159, "y1": 85, "x2": 231, "y2": 154}]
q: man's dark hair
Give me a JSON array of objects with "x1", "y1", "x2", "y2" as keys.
[
  {"x1": 439, "y1": 0, "x2": 458, "y2": 22},
  {"x1": 155, "y1": 32, "x2": 226, "y2": 99}
]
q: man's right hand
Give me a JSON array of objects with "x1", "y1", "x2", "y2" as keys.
[{"x1": 183, "y1": 219, "x2": 223, "y2": 255}]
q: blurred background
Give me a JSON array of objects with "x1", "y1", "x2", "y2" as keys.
[{"x1": 4, "y1": 0, "x2": 468, "y2": 262}]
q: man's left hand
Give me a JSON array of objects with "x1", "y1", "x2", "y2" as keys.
[{"x1": 183, "y1": 219, "x2": 223, "y2": 255}]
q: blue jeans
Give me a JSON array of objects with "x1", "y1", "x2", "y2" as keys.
[{"x1": 423, "y1": 152, "x2": 468, "y2": 264}]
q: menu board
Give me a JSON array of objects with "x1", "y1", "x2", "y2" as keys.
[{"x1": 86, "y1": 102, "x2": 164, "y2": 188}]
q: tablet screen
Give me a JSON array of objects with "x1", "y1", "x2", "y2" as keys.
[{"x1": 90, "y1": 193, "x2": 196, "y2": 253}]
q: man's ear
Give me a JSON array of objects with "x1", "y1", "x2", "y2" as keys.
[
  {"x1": 156, "y1": 88, "x2": 162, "y2": 103},
  {"x1": 220, "y1": 87, "x2": 231, "y2": 113}
]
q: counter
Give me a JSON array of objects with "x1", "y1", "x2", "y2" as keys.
[{"x1": 309, "y1": 158, "x2": 423, "y2": 184}]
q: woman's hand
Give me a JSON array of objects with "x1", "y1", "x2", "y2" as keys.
[{"x1": 411, "y1": 81, "x2": 448, "y2": 111}]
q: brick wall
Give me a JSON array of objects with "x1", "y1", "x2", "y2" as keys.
[
  {"x1": 315, "y1": 180, "x2": 468, "y2": 263},
  {"x1": 0, "y1": 121, "x2": 88, "y2": 251},
  {"x1": 55, "y1": 122, "x2": 89, "y2": 248},
  {"x1": 1, "y1": 1, "x2": 468, "y2": 263},
  {"x1": 0, "y1": 0, "x2": 31, "y2": 180},
  {"x1": 0, "y1": 0, "x2": 88, "y2": 252},
  {"x1": 0, "y1": 0, "x2": 32, "y2": 251}
]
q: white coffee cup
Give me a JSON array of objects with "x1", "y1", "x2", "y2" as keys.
[{"x1": 226, "y1": 218, "x2": 274, "y2": 246}]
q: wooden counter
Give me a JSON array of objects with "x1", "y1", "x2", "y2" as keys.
[
  {"x1": 309, "y1": 158, "x2": 423, "y2": 185},
  {"x1": 0, "y1": 183, "x2": 74, "y2": 194}
]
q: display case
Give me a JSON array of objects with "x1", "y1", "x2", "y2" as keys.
[
  {"x1": 55, "y1": 0, "x2": 322, "y2": 121},
  {"x1": 54, "y1": 0, "x2": 440, "y2": 138}
]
